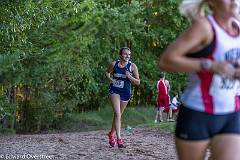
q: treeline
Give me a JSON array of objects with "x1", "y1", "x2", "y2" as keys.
[{"x1": 0, "y1": 0, "x2": 187, "y2": 132}]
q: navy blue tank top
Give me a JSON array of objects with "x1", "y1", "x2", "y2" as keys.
[{"x1": 109, "y1": 60, "x2": 132, "y2": 94}]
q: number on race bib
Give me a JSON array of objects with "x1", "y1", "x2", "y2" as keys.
[
  {"x1": 210, "y1": 75, "x2": 239, "y2": 96},
  {"x1": 113, "y1": 80, "x2": 124, "y2": 88}
]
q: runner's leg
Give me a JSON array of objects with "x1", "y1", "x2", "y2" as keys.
[
  {"x1": 109, "y1": 94, "x2": 121, "y2": 136},
  {"x1": 155, "y1": 109, "x2": 160, "y2": 123},
  {"x1": 176, "y1": 138, "x2": 209, "y2": 160},
  {"x1": 159, "y1": 107, "x2": 164, "y2": 121},
  {"x1": 168, "y1": 108, "x2": 174, "y2": 121},
  {"x1": 115, "y1": 100, "x2": 128, "y2": 140},
  {"x1": 211, "y1": 134, "x2": 240, "y2": 160}
]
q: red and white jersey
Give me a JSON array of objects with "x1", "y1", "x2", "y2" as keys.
[
  {"x1": 181, "y1": 15, "x2": 240, "y2": 115},
  {"x1": 157, "y1": 79, "x2": 170, "y2": 98}
]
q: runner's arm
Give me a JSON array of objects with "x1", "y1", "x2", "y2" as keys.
[
  {"x1": 166, "y1": 80, "x2": 170, "y2": 93},
  {"x1": 126, "y1": 63, "x2": 140, "y2": 86},
  {"x1": 106, "y1": 61, "x2": 116, "y2": 83}
]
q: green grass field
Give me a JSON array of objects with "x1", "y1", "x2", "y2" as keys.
[{"x1": 58, "y1": 105, "x2": 176, "y2": 133}]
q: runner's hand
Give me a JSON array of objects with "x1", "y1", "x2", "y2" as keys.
[
  {"x1": 125, "y1": 71, "x2": 132, "y2": 79},
  {"x1": 110, "y1": 78, "x2": 114, "y2": 83},
  {"x1": 211, "y1": 62, "x2": 235, "y2": 79}
]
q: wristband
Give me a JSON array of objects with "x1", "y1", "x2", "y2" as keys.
[{"x1": 200, "y1": 59, "x2": 213, "y2": 71}]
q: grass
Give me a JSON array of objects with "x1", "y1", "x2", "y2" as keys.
[
  {"x1": 58, "y1": 105, "x2": 176, "y2": 133},
  {"x1": 0, "y1": 125, "x2": 15, "y2": 134}
]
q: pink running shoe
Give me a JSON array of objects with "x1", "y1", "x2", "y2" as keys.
[
  {"x1": 108, "y1": 132, "x2": 115, "y2": 147},
  {"x1": 117, "y1": 138, "x2": 126, "y2": 148}
]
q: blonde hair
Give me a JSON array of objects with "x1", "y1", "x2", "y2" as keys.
[{"x1": 179, "y1": 0, "x2": 209, "y2": 20}]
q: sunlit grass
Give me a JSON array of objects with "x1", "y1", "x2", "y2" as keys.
[{"x1": 58, "y1": 105, "x2": 176, "y2": 133}]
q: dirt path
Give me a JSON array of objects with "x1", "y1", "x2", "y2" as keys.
[{"x1": 0, "y1": 128, "x2": 176, "y2": 160}]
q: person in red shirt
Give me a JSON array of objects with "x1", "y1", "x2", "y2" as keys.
[{"x1": 155, "y1": 72, "x2": 170, "y2": 123}]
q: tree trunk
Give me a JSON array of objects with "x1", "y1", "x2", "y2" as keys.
[{"x1": 11, "y1": 85, "x2": 17, "y2": 130}]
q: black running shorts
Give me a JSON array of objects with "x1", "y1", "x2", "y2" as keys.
[{"x1": 175, "y1": 105, "x2": 240, "y2": 140}]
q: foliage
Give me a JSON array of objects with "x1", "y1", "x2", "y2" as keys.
[{"x1": 0, "y1": 0, "x2": 188, "y2": 132}]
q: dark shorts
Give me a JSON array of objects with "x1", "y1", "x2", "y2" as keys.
[
  {"x1": 175, "y1": 105, "x2": 240, "y2": 140},
  {"x1": 109, "y1": 89, "x2": 131, "y2": 102}
]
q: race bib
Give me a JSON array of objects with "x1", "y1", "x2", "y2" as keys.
[
  {"x1": 113, "y1": 80, "x2": 124, "y2": 88},
  {"x1": 209, "y1": 75, "x2": 239, "y2": 97}
]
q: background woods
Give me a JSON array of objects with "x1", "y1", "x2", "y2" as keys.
[{"x1": 0, "y1": 0, "x2": 187, "y2": 133}]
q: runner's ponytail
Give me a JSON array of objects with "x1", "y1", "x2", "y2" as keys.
[{"x1": 179, "y1": 0, "x2": 209, "y2": 20}]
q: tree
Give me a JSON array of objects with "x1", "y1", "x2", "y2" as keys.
[{"x1": 0, "y1": 0, "x2": 188, "y2": 132}]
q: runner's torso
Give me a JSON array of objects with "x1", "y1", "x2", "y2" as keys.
[
  {"x1": 110, "y1": 60, "x2": 132, "y2": 93},
  {"x1": 181, "y1": 15, "x2": 240, "y2": 114}
]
